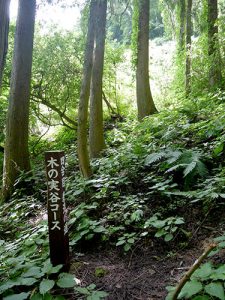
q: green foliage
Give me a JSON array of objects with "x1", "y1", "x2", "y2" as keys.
[
  {"x1": 75, "y1": 284, "x2": 108, "y2": 300},
  {"x1": 60, "y1": 91, "x2": 225, "y2": 258},
  {"x1": 145, "y1": 148, "x2": 208, "y2": 188},
  {"x1": 0, "y1": 192, "x2": 107, "y2": 299},
  {"x1": 144, "y1": 214, "x2": 184, "y2": 242},
  {"x1": 166, "y1": 236, "x2": 225, "y2": 299},
  {"x1": 31, "y1": 28, "x2": 82, "y2": 127}
]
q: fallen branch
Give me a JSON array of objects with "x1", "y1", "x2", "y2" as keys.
[{"x1": 172, "y1": 243, "x2": 217, "y2": 300}]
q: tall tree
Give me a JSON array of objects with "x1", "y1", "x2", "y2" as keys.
[
  {"x1": 77, "y1": 0, "x2": 97, "y2": 177},
  {"x1": 208, "y1": 0, "x2": 222, "y2": 87},
  {"x1": 89, "y1": 0, "x2": 107, "y2": 158},
  {"x1": 0, "y1": 0, "x2": 11, "y2": 91},
  {"x1": 185, "y1": 0, "x2": 192, "y2": 96},
  {"x1": 178, "y1": 0, "x2": 186, "y2": 52},
  {"x1": 2, "y1": 0, "x2": 36, "y2": 201},
  {"x1": 136, "y1": 0, "x2": 157, "y2": 121}
]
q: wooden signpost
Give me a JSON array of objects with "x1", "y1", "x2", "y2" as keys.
[{"x1": 45, "y1": 151, "x2": 70, "y2": 271}]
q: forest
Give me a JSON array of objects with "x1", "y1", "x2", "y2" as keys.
[{"x1": 1, "y1": 0, "x2": 225, "y2": 299}]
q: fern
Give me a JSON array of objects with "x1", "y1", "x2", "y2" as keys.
[
  {"x1": 145, "y1": 148, "x2": 208, "y2": 186},
  {"x1": 180, "y1": 151, "x2": 208, "y2": 178},
  {"x1": 183, "y1": 161, "x2": 197, "y2": 177},
  {"x1": 144, "y1": 151, "x2": 168, "y2": 165}
]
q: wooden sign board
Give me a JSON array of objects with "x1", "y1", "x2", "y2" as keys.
[{"x1": 45, "y1": 151, "x2": 70, "y2": 271}]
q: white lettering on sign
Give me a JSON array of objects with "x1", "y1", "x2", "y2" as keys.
[
  {"x1": 51, "y1": 220, "x2": 61, "y2": 230},
  {"x1": 48, "y1": 169, "x2": 59, "y2": 179},
  {"x1": 49, "y1": 192, "x2": 60, "y2": 203},
  {"x1": 48, "y1": 180, "x2": 60, "y2": 191},
  {"x1": 47, "y1": 157, "x2": 60, "y2": 168},
  {"x1": 47, "y1": 156, "x2": 62, "y2": 231}
]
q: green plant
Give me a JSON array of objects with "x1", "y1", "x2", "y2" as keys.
[
  {"x1": 166, "y1": 235, "x2": 225, "y2": 300},
  {"x1": 144, "y1": 214, "x2": 185, "y2": 242},
  {"x1": 116, "y1": 232, "x2": 138, "y2": 252},
  {"x1": 145, "y1": 148, "x2": 208, "y2": 188},
  {"x1": 69, "y1": 202, "x2": 107, "y2": 246},
  {"x1": 75, "y1": 284, "x2": 108, "y2": 300}
]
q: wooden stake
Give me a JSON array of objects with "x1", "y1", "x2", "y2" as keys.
[{"x1": 45, "y1": 151, "x2": 70, "y2": 271}]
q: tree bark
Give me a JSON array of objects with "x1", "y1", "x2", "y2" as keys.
[
  {"x1": 208, "y1": 0, "x2": 222, "y2": 87},
  {"x1": 185, "y1": 0, "x2": 192, "y2": 96},
  {"x1": 0, "y1": 0, "x2": 10, "y2": 91},
  {"x1": 77, "y1": 0, "x2": 97, "y2": 177},
  {"x1": 89, "y1": 0, "x2": 107, "y2": 158},
  {"x1": 178, "y1": 0, "x2": 186, "y2": 52},
  {"x1": 136, "y1": 0, "x2": 157, "y2": 121},
  {"x1": 2, "y1": 0, "x2": 36, "y2": 201}
]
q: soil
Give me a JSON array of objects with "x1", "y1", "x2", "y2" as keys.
[{"x1": 67, "y1": 226, "x2": 225, "y2": 300}]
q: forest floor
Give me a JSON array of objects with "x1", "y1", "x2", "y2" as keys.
[
  {"x1": 70, "y1": 232, "x2": 224, "y2": 299},
  {"x1": 55, "y1": 210, "x2": 225, "y2": 300}
]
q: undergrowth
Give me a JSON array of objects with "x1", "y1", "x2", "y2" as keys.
[{"x1": 1, "y1": 90, "x2": 225, "y2": 299}]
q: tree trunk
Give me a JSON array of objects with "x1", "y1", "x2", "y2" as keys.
[
  {"x1": 89, "y1": 0, "x2": 107, "y2": 158},
  {"x1": 136, "y1": 0, "x2": 157, "y2": 121},
  {"x1": 178, "y1": 0, "x2": 186, "y2": 52},
  {"x1": 0, "y1": 0, "x2": 10, "y2": 91},
  {"x1": 185, "y1": 0, "x2": 192, "y2": 96},
  {"x1": 2, "y1": 0, "x2": 36, "y2": 201},
  {"x1": 208, "y1": 0, "x2": 222, "y2": 87},
  {"x1": 77, "y1": 0, "x2": 97, "y2": 177}
]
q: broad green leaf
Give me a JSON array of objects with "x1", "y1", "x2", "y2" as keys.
[
  {"x1": 116, "y1": 240, "x2": 125, "y2": 246},
  {"x1": 43, "y1": 294, "x2": 53, "y2": 300},
  {"x1": 42, "y1": 260, "x2": 53, "y2": 274},
  {"x1": 75, "y1": 287, "x2": 90, "y2": 295},
  {"x1": 204, "y1": 282, "x2": 225, "y2": 300},
  {"x1": 30, "y1": 293, "x2": 43, "y2": 300},
  {"x1": 87, "y1": 291, "x2": 108, "y2": 300},
  {"x1": 22, "y1": 267, "x2": 43, "y2": 278},
  {"x1": 174, "y1": 218, "x2": 184, "y2": 225},
  {"x1": 152, "y1": 220, "x2": 166, "y2": 229},
  {"x1": 20, "y1": 277, "x2": 38, "y2": 286},
  {"x1": 93, "y1": 226, "x2": 106, "y2": 233},
  {"x1": 39, "y1": 279, "x2": 55, "y2": 294},
  {"x1": 50, "y1": 264, "x2": 63, "y2": 274},
  {"x1": 3, "y1": 292, "x2": 30, "y2": 300},
  {"x1": 164, "y1": 233, "x2": 173, "y2": 242},
  {"x1": 57, "y1": 273, "x2": 76, "y2": 288},
  {"x1": 191, "y1": 262, "x2": 212, "y2": 280},
  {"x1": 178, "y1": 281, "x2": 203, "y2": 299},
  {"x1": 88, "y1": 284, "x2": 96, "y2": 290},
  {"x1": 0, "y1": 279, "x2": 21, "y2": 293},
  {"x1": 124, "y1": 243, "x2": 131, "y2": 251},
  {"x1": 155, "y1": 229, "x2": 165, "y2": 237},
  {"x1": 213, "y1": 143, "x2": 224, "y2": 156},
  {"x1": 210, "y1": 265, "x2": 225, "y2": 280}
]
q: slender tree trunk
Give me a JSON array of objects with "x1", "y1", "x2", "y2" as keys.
[
  {"x1": 77, "y1": 0, "x2": 97, "y2": 177},
  {"x1": 178, "y1": 0, "x2": 186, "y2": 52},
  {"x1": 208, "y1": 0, "x2": 222, "y2": 87},
  {"x1": 0, "y1": 0, "x2": 10, "y2": 91},
  {"x1": 136, "y1": 0, "x2": 157, "y2": 121},
  {"x1": 185, "y1": 0, "x2": 192, "y2": 96},
  {"x1": 89, "y1": 0, "x2": 107, "y2": 158},
  {"x1": 2, "y1": 0, "x2": 36, "y2": 201}
]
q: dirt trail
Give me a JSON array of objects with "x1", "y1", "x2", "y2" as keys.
[{"x1": 70, "y1": 242, "x2": 204, "y2": 300}]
